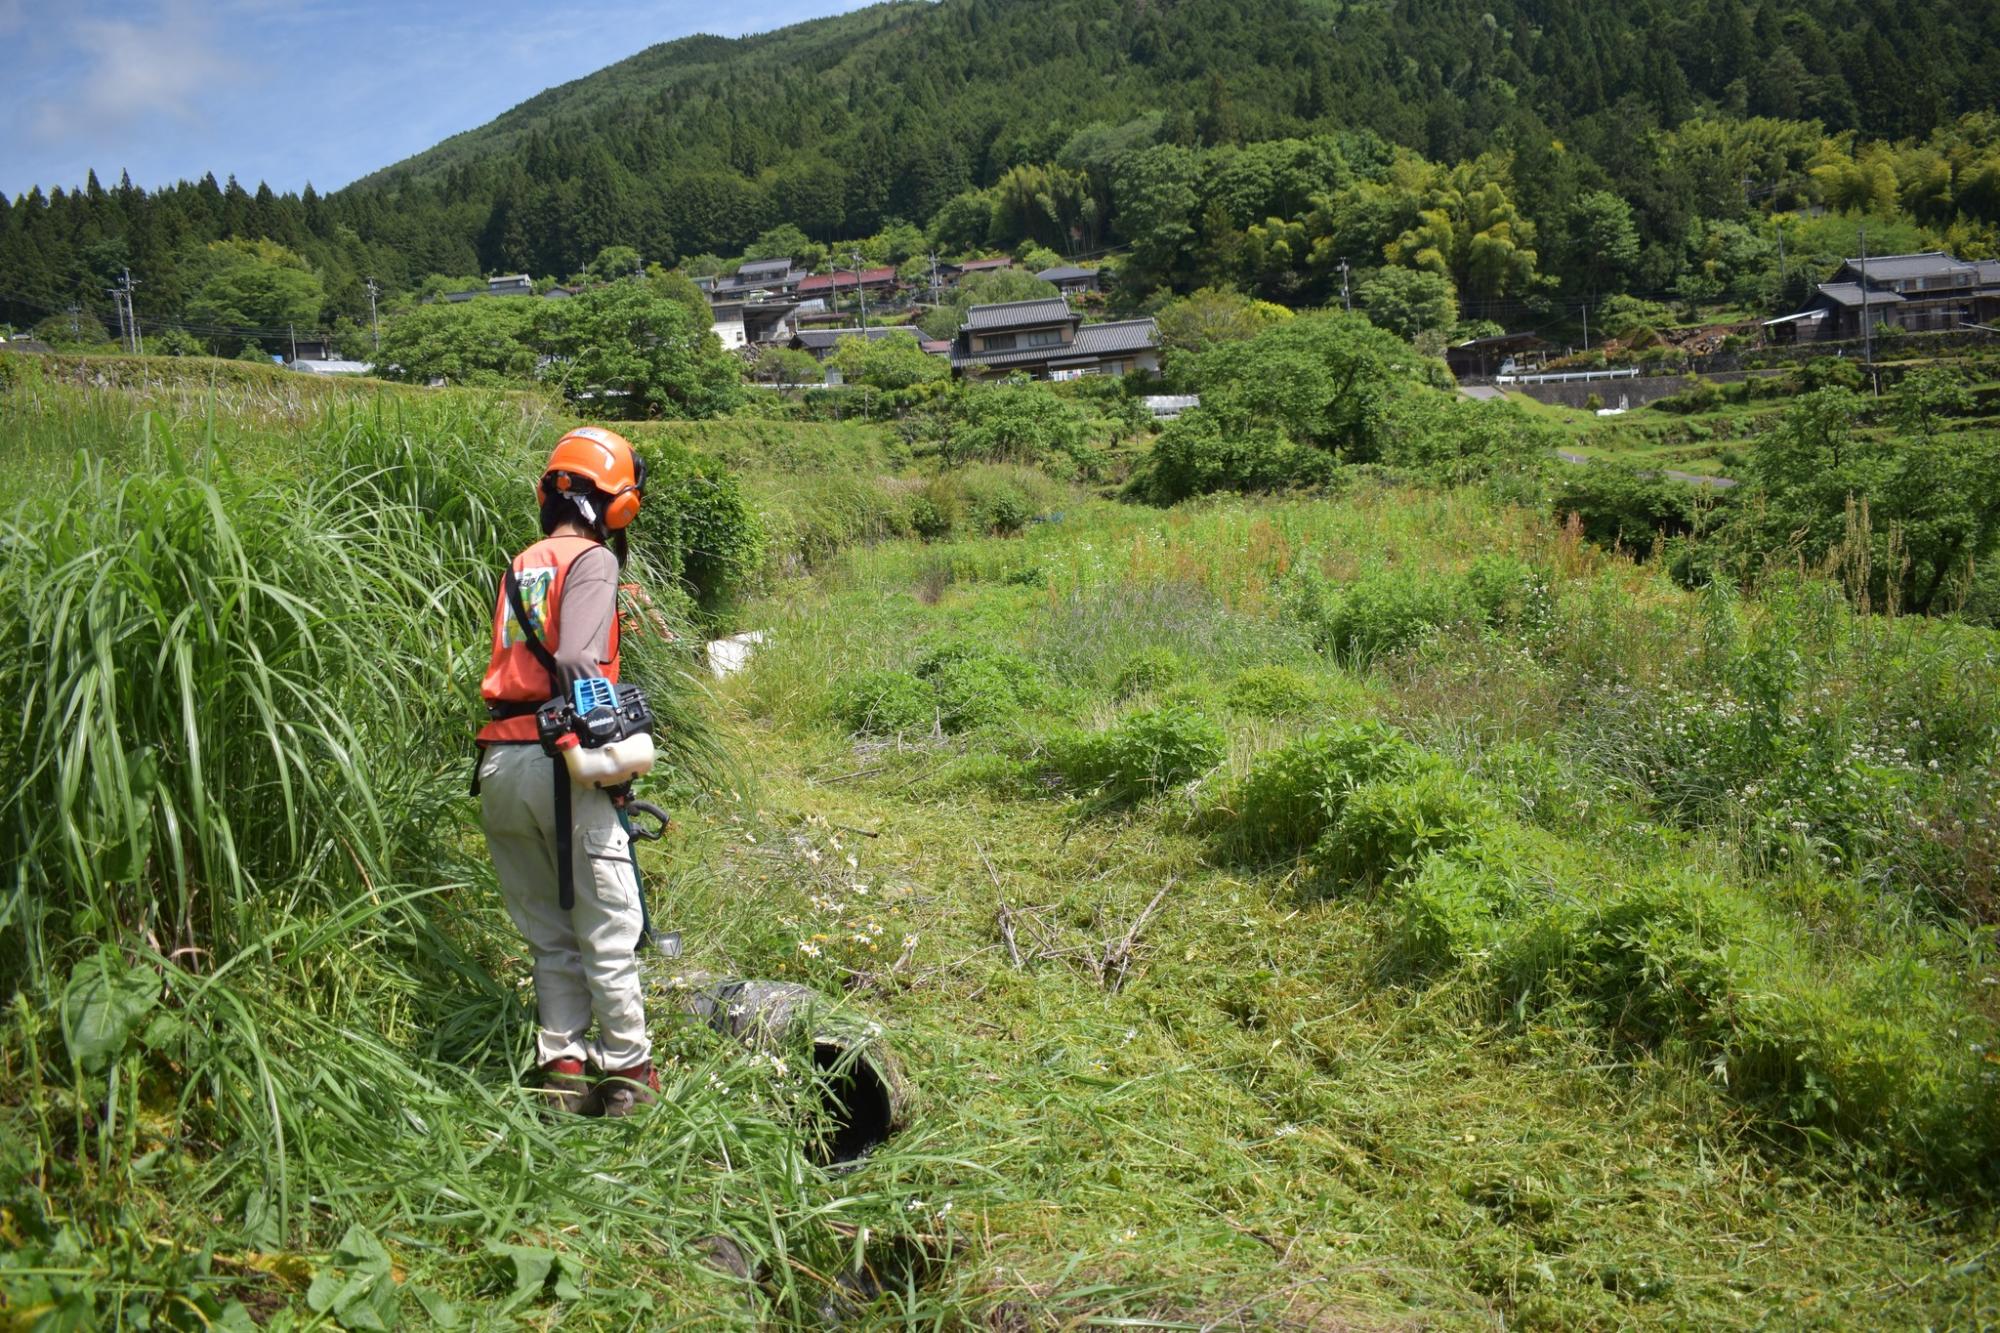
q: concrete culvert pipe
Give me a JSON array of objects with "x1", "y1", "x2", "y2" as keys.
[{"x1": 670, "y1": 975, "x2": 909, "y2": 1162}]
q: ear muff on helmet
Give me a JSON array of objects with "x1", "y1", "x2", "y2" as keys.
[
  {"x1": 537, "y1": 427, "x2": 645, "y2": 531},
  {"x1": 603, "y1": 452, "x2": 644, "y2": 530}
]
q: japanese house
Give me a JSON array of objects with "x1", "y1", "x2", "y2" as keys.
[
  {"x1": 949, "y1": 298, "x2": 1160, "y2": 380},
  {"x1": 1765, "y1": 251, "x2": 2000, "y2": 341}
]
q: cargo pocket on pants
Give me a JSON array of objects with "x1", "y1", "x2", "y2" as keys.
[{"x1": 581, "y1": 825, "x2": 638, "y2": 911}]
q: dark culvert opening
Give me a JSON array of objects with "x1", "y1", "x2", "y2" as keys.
[{"x1": 814, "y1": 1040, "x2": 895, "y2": 1164}]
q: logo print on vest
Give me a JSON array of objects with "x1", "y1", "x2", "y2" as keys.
[{"x1": 502, "y1": 566, "x2": 557, "y2": 647}]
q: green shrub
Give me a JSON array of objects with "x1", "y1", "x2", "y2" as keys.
[
  {"x1": 915, "y1": 642, "x2": 1042, "y2": 732},
  {"x1": 1312, "y1": 765, "x2": 1500, "y2": 890},
  {"x1": 1388, "y1": 822, "x2": 1602, "y2": 970},
  {"x1": 1052, "y1": 702, "x2": 1227, "y2": 802},
  {"x1": 1393, "y1": 854, "x2": 1516, "y2": 969},
  {"x1": 1124, "y1": 411, "x2": 1335, "y2": 504},
  {"x1": 1462, "y1": 554, "x2": 1542, "y2": 626},
  {"x1": 1001, "y1": 562, "x2": 1047, "y2": 588},
  {"x1": 933, "y1": 657, "x2": 1025, "y2": 731},
  {"x1": 964, "y1": 476, "x2": 1032, "y2": 534},
  {"x1": 908, "y1": 485, "x2": 958, "y2": 540},
  {"x1": 833, "y1": 669, "x2": 935, "y2": 735},
  {"x1": 1551, "y1": 462, "x2": 1699, "y2": 549},
  {"x1": 1495, "y1": 872, "x2": 1771, "y2": 1046},
  {"x1": 638, "y1": 439, "x2": 767, "y2": 609},
  {"x1": 1224, "y1": 665, "x2": 1326, "y2": 718},
  {"x1": 1789, "y1": 355, "x2": 1865, "y2": 394},
  {"x1": 920, "y1": 379, "x2": 1107, "y2": 478},
  {"x1": 1475, "y1": 867, "x2": 2000, "y2": 1181},
  {"x1": 1287, "y1": 565, "x2": 1475, "y2": 661},
  {"x1": 915, "y1": 638, "x2": 1042, "y2": 699},
  {"x1": 1113, "y1": 647, "x2": 1190, "y2": 699},
  {"x1": 1225, "y1": 721, "x2": 1422, "y2": 859},
  {"x1": 1374, "y1": 392, "x2": 1556, "y2": 488}
]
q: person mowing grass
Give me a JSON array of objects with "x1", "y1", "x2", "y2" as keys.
[{"x1": 473, "y1": 426, "x2": 660, "y2": 1118}]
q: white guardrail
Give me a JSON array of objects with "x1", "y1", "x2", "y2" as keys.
[{"x1": 1494, "y1": 367, "x2": 1645, "y2": 385}]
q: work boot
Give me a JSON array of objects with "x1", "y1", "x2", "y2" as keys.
[
  {"x1": 585, "y1": 1060, "x2": 661, "y2": 1118},
  {"x1": 534, "y1": 1057, "x2": 593, "y2": 1117}
]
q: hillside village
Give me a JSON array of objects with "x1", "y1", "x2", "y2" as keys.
[{"x1": 20, "y1": 238, "x2": 1982, "y2": 414}]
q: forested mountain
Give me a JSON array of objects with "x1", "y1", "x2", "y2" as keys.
[
  {"x1": 4, "y1": 0, "x2": 1998, "y2": 340},
  {"x1": 348, "y1": 0, "x2": 2000, "y2": 266}
]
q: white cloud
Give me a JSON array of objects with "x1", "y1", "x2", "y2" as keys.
[{"x1": 28, "y1": 1, "x2": 240, "y2": 144}]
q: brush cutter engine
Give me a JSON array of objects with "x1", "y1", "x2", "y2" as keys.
[
  {"x1": 536, "y1": 678, "x2": 657, "y2": 789},
  {"x1": 535, "y1": 678, "x2": 654, "y2": 753}
]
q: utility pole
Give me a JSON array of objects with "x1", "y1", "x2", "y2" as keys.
[
  {"x1": 1581, "y1": 303, "x2": 1589, "y2": 351},
  {"x1": 107, "y1": 268, "x2": 140, "y2": 354},
  {"x1": 124, "y1": 268, "x2": 140, "y2": 354},
  {"x1": 289, "y1": 323, "x2": 298, "y2": 364},
  {"x1": 927, "y1": 251, "x2": 941, "y2": 302},
  {"x1": 851, "y1": 250, "x2": 868, "y2": 326},
  {"x1": 67, "y1": 303, "x2": 81, "y2": 339},
  {"x1": 1338, "y1": 257, "x2": 1352, "y2": 312},
  {"x1": 1858, "y1": 224, "x2": 1875, "y2": 395},
  {"x1": 365, "y1": 277, "x2": 381, "y2": 351}
]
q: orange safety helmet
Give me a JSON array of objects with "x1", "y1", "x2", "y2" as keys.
[{"x1": 537, "y1": 426, "x2": 647, "y2": 530}]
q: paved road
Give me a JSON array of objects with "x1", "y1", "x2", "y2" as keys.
[{"x1": 1556, "y1": 449, "x2": 1738, "y2": 489}]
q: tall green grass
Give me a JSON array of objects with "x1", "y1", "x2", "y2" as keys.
[{"x1": 0, "y1": 381, "x2": 951, "y2": 1324}]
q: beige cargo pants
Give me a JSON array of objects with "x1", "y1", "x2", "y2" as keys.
[{"x1": 477, "y1": 743, "x2": 652, "y2": 1072}]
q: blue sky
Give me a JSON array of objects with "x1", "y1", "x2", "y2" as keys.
[{"x1": 1, "y1": 0, "x2": 871, "y2": 199}]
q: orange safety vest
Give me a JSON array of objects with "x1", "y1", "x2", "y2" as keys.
[{"x1": 476, "y1": 534, "x2": 621, "y2": 745}]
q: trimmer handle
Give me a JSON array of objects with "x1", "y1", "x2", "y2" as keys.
[{"x1": 625, "y1": 800, "x2": 672, "y2": 842}]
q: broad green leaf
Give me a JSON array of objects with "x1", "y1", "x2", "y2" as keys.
[
  {"x1": 487, "y1": 1242, "x2": 555, "y2": 1310},
  {"x1": 409, "y1": 1285, "x2": 462, "y2": 1329},
  {"x1": 332, "y1": 1224, "x2": 393, "y2": 1275},
  {"x1": 60, "y1": 945, "x2": 159, "y2": 1070},
  {"x1": 486, "y1": 1241, "x2": 581, "y2": 1310}
]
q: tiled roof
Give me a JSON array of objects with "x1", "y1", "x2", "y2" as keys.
[
  {"x1": 951, "y1": 317, "x2": 1157, "y2": 369},
  {"x1": 1066, "y1": 319, "x2": 1158, "y2": 356},
  {"x1": 795, "y1": 267, "x2": 897, "y2": 294},
  {"x1": 964, "y1": 298, "x2": 1073, "y2": 331},
  {"x1": 1037, "y1": 266, "x2": 1097, "y2": 282},
  {"x1": 1839, "y1": 251, "x2": 1974, "y2": 281},
  {"x1": 950, "y1": 343, "x2": 1070, "y2": 369},
  {"x1": 1816, "y1": 282, "x2": 1904, "y2": 307},
  {"x1": 953, "y1": 257, "x2": 1014, "y2": 272},
  {"x1": 737, "y1": 258, "x2": 794, "y2": 278}
]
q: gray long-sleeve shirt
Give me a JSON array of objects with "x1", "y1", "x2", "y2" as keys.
[{"x1": 554, "y1": 544, "x2": 619, "y2": 690}]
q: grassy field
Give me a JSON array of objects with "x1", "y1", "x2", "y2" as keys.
[{"x1": 2, "y1": 354, "x2": 1997, "y2": 1328}]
